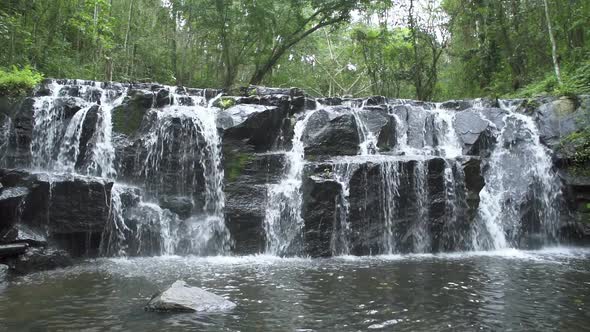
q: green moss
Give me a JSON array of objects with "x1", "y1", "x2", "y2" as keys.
[
  {"x1": 225, "y1": 152, "x2": 253, "y2": 182},
  {"x1": 217, "y1": 97, "x2": 236, "y2": 110},
  {"x1": 248, "y1": 87, "x2": 258, "y2": 97},
  {"x1": 0, "y1": 66, "x2": 44, "y2": 96},
  {"x1": 112, "y1": 99, "x2": 147, "y2": 136}
]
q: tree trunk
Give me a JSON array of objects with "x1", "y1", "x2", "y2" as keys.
[
  {"x1": 124, "y1": 0, "x2": 135, "y2": 76},
  {"x1": 542, "y1": 0, "x2": 562, "y2": 85}
]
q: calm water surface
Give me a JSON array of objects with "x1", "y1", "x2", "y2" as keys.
[{"x1": 1, "y1": 247, "x2": 589, "y2": 331}]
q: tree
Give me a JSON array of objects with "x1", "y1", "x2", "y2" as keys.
[{"x1": 542, "y1": 0, "x2": 562, "y2": 85}]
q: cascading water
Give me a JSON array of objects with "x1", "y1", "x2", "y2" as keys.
[
  {"x1": 0, "y1": 116, "x2": 13, "y2": 166},
  {"x1": 28, "y1": 81, "x2": 125, "y2": 177},
  {"x1": 264, "y1": 111, "x2": 316, "y2": 256},
  {"x1": 331, "y1": 162, "x2": 358, "y2": 255},
  {"x1": 2, "y1": 78, "x2": 568, "y2": 259},
  {"x1": 4, "y1": 80, "x2": 231, "y2": 257},
  {"x1": 84, "y1": 89, "x2": 127, "y2": 178},
  {"x1": 432, "y1": 106, "x2": 462, "y2": 158},
  {"x1": 54, "y1": 105, "x2": 92, "y2": 173},
  {"x1": 472, "y1": 111, "x2": 562, "y2": 250},
  {"x1": 132, "y1": 94, "x2": 231, "y2": 255},
  {"x1": 326, "y1": 99, "x2": 468, "y2": 255}
]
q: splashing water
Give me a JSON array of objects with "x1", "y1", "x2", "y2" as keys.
[
  {"x1": 473, "y1": 111, "x2": 562, "y2": 250},
  {"x1": 264, "y1": 111, "x2": 316, "y2": 256}
]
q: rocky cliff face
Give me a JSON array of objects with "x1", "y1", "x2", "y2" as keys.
[{"x1": 0, "y1": 79, "x2": 588, "y2": 267}]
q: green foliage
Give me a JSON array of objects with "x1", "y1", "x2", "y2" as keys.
[
  {"x1": 560, "y1": 101, "x2": 590, "y2": 165},
  {"x1": 0, "y1": 66, "x2": 43, "y2": 96},
  {"x1": 562, "y1": 130, "x2": 590, "y2": 164},
  {"x1": 507, "y1": 57, "x2": 590, "y2": 98},
  {"x1": 217, "y1": 97, "x2": 236, "y2": 110},
  {"x1": 0, "y1": 0, "x2": 587, "y2": 101}
]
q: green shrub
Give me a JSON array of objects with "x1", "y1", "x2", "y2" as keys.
[
  {"x1": 561, "y1": 103, "x2": 590, "y2": 166},
  {"x1": 0, "y1": 66, "x2": 44, "y2": 96},
  {"x1": 217, "y1": 97, "x2": 236, "y2": 110}
]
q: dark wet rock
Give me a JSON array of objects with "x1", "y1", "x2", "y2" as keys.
[
  {"x1": 344, "y1": 158, "x2": 481, "y2": 255},
  {"x1": 0, "y1": 243, "x2": 28, "y2": 257},
  {"x1": 454, "y1": 110, "x2": 496, "y2": 156},
  {"x1": 223, "y1": 102, "x2": 291, "y2": 152},
  {"x1": 304, "y1": 114, "x2": 360, "y2": 157},
  {"x1": 462, "y1": 158, "x2": 485, "y2": 219},
  {"x1": 224, "y1": 184, "x2": 268, "y2": 254},
  {"x1": 219, "y1": 104, "x2": 271, "y2": 129},
  {"x1": 357, "y1": 107, "x2": 389, "y2": 136},
  {"x1": 2, "y1": 246, "x2": 72, "y2": 275},
  {"x1": 155, "y1": 88, "x2": 171, "y2": 108},
  {"x1": 534, "y1": 97, "x2": 583, "y2": 152},
  {"x1": 159, "y1": 196, "x2": 194, "y2": 220},
  {"x1": 0, "y1": 187, "x2": 29, "y2": 237},
  {"x1": 301, "y1": 110, "x2": 330, "y2": 144},
  {"x1": 222, "y1": 152, "x2": 286, "y2": 254},
  {"x1": 74, "y1": 105, "x2": 101, "y2": 170},
  {"x1": 112, "y1": 89, "x2": 154, "y2": 136},
  {"x1": 479, "y1": 107, "x2": 508, "y2": 130},
  {"x1": 302, "y1": 171, "x2": 341, "y2": 257},
  {"x1": 0, "y1": 169, "x2": 113, "y2": 257},
  {"x1": 560, "y1": 222, "x2": 590, "y2": 246},
  {"x1": 559, "y1": 168, "x2": 590, "y2": 242},
  {"x1": 377, "y1": 115, "x2": 397, "y2": 151},
  {"x1": 241, "y1": 86, "x2": 304, "y2": 98},
  {"x1": 3, "y1": 98, "x2": 35, "y2": 167},
  {"x1": 401, "y1": 106, "x2": 432, "y2": 149},
  {"x1": 146, "y1": 280, "x2": 236, "y2": 313},
  {"x1": 365, "y1": 96, "x2": 387, "y2": 106}
]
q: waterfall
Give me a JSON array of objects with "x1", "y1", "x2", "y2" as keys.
[
  {"x1": 432, "y1": 107, "x2": 462, "y2": 158},
  {"x1": 379, "y1": 159, "x2": 401, "y2": 254},
  {"x1": 264, "y1": 111, "x2": 316, "y2": 256},
  {"x1": 473, "y1": 111, "x2": 562, "y2": 250},
  {"x1": 30, "y1": 95, "x2": 67, "y2": 169},
  {"x1": 0, "y1": 117, "x2": 13, "y2": 167},
  {"x1": 411, "y1": 160, "x2": 430, "y2": 252},
  {"x1": 55, "y1": 106, "x2": 91, "y2": 172},
  {"x1": 28, "y1": 81, "x2": 126, "y2": 177},
  {"x1": 99, "y1": 184, "x2": 131, "y2": 256},
  {"x1": 84, "y1": 89, "x2": 127, "y2": 178},
  {"x1": 133, "y1": 96, "x2": 230, "y2": 255},
  {"x1": 331, "y1": 162, "x2": 358, "y2": 255}
]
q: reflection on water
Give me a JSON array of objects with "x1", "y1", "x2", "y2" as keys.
[{"x1": 0, "y1": 248, "x2": 589, "y2": 331}]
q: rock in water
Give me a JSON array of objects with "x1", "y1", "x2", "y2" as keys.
[{"x1": 145, "y1": 280, "x2": 236, "y2": 313}]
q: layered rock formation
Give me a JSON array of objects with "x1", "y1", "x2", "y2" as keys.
[{"x1": 0, "y1": 79, "x2": 587, "y2": 270}]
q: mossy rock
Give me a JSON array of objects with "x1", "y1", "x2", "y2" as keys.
[
  {"x1": 224, "y1": 151, "x2": 254, "y2": 183},
  {"x1": 112, "y1": 90, "x2": 153, "y2": 136},
  {"x1": 214, "y1": 97, "x2": 236, "y2": 110}
]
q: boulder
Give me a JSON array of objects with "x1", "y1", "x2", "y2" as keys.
[
  {"x1": 219, "y1": 104, "x2": 270, "y2": 129},
  {"x1": 2, "y1": 246, "x2": 72, "y2": 275},
  {"x1": 223, "y1": 102, "x2": 292, "y2": 152},
  {"x1": 304, "y1": 113, "x2": 360, "y2": 157},
  {"x1": 145, "y1": 280, "x2": 236, "y2": 313},
  {"x1": 0, "y1": 169, "x2": 114, "y2": 257},
  {"x1": 112, "y1": 89, "x2": 154, "y2": 136},
  {"x1": 454, "y1": 110, "x2": 496, "y2": 156},
  {"x1": 0, "y1": 186, "x2": 29, "y2": 236},
  {"x1": 159, "y1": 196, "x2": 194, "y2": 220},
  {"x1": 534, "y1": 97, "x2": 583, "y2": 153}
]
